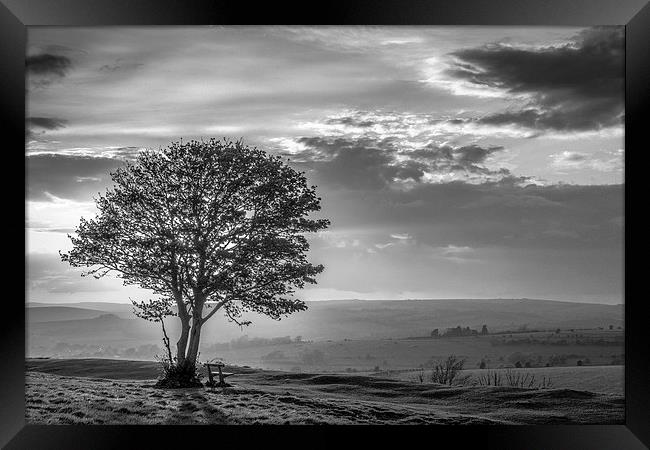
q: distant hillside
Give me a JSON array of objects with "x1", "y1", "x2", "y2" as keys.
[
  {"x1": 26, "y1": 306, "x2": 113, "y2": 323},
  {"x1": 28, "y1": 302, "x2": 134, "y2": 318},
  {"x1": 28, "y1": 313, "x2": 161, "y2": 348},
  {"x1": 27, "y1": 298, "x2": 623, "y2": 344}
]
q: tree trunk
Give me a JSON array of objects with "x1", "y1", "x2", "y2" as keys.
[
  {"x1": 185, "y1": 319, "x2": 202, "y2": 367},
  {"x1": 176, "y1": 315, "x2": 190, "y2": 366},
  {"x1": 184, "y1": 290, "x2": 206, "y2": 368},
  {"x1": 172, "y1": 287, "x2": 190, "y2": 366}
]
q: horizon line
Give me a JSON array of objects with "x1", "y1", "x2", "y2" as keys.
[{"x1": 26, "y1": 297, "x2": 624, "y2": 306}]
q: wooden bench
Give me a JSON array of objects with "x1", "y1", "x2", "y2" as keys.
[{"x1": 204, "y1": 362, "x2": 235, "y2": 387}]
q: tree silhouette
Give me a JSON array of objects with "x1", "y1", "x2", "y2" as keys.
[{"x1": 61, "y1": 139, "x2": 329, "y2": 385}]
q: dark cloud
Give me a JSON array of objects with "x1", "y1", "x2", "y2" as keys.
[
  {"x1": 447, "y1": 27, "x2": 624, "y2": 132},
  {"x1": 26, "y1": 117, "x2": 67, "y2": 138},
  {"x1": 292, "y1": 137, "x2": 510, "y2": 190},
  {"x1": 99, "y1": 58, "x2": 144, "y2": 73},
  {"x1": 325, "y1": 116, "x2": 376, "y2": 127},
  {"x1": 26, "y1": 53, "x2": 72, "y2": 77},
  {"x1": 562, "y1": 153, "x2": 587, "y2": 162},
  {"x1": 408, "y1": 143, "x2": 505, "y2": 173},
  {"x1": 26, "y1": 53, "x2": 73, "y2": 89},
  {"x1": 27, "y1": 154, "x2": 125, "y2": 201},
  {"x1": 318, "y1": 180, "x2": 623, "y2": 250},
  {"x1": 293, "y1": 137, "x2": 425, "y2": 190},
  {"x1": 26, "y1": 117, "x2": 67, "y2": 130}
]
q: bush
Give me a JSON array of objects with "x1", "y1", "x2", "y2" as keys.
[
  {"x1": 547, "y1": 354, "x2": 567, "y2": 366},
  {"x1": 429, "y1": 355, "x2": 471, "y2": 385},
  {"x1": 154, "y1": 357, "x2": 203, "y2": 388},
  {"x1": 474, "y1": 369, "x2": 552, "y2": 389}
]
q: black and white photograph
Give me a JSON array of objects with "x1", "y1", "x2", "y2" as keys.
[{"x1": 25, "y1": 25, "x2": 626, "y2": 425}]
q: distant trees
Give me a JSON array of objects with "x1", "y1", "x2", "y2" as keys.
[
  {"x1": 429, "y1": 325, "x2": 489, "y2": 338},
  {"x1": 61, "y1": 139, "x2": 329, "y2": 387},
  {"x1": 433, "y1": 325, "x2": 479, "y2": 338}
]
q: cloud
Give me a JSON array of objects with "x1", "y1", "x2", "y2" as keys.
[
  {"x1": 26, "y1": 117, "x2": 67, "y2": 130},
  {"x1": 26, "y1": 117, "x2": 68, "y2": 139},
  {"x1": 26, "y1": 53, "x2": 73, "y2": 88},
  {"x1": 27, "y1": 252, "x2": 120, "y2": 294},
  {"x1": 292, "y1": 136, "x2": 426, "y2": 190},
  {"x1": 407, "y1": 143, "x2": 507, "y2": 177},
  {"x1": 288, "y1": 135, "x2": 516, "y2": 189},
  {"x1": 317, "y1": 181, "x2": 623, "y2": 251},
  {"x1": 443, "y1": 27, "x2": 624, "y2": 133},
  {"x1": 27, "y1": 154, "x2": 126, "y2": 201},
  {"x1": 550, "y1": 149, "x2": 623, "y2": 172},
  {"x1": 98, "y1": 58, "x2": 144, "y2": 73},
  {"x1": 436, "y1": 245, "x2": 477, "y2": 264},
  {"x1": 26, "y1": 53, "x2": 72, "y2": 76},
  {"x1": 27, "y1": 195, "x2": 97, "y2": 231}
]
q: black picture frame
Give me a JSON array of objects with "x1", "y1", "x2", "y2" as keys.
[{"x1": 3, "y1": 1, "x2": 648, "y2": 448}]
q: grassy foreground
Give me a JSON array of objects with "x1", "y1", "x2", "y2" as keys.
[{"x1": 25, "y1": 358, "x2": 624, "y2": 425}]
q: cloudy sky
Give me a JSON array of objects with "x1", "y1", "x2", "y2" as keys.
[{"x1": 26, "y1": 26, "x2": 624, "y2": 304}]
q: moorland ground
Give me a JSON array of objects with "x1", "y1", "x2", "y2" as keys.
[{"x1": 25, "y1": 358, "x2": 624, "y2": 425}]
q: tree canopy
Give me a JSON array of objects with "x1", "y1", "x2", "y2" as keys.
[{"x1": 61, "y1": 138, "x2": 329, "y2": 374}]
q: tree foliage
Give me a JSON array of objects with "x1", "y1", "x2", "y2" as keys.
[{"x1": 61, "y1": 138, "x2": 329, "y2": 377}]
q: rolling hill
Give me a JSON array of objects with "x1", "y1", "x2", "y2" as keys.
[{"x1": 27, "y1": 298, "x2": 623, "y2": 343}]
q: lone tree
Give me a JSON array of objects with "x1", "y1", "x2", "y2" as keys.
[{"x1": 61, "y1": 139, "x2": 329, "y2": 386}]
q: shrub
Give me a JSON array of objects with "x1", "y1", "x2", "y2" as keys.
[
  {"x1": 475, "y1": 370, "x2": 503, "y2": 387},
  {"x1": 547, "y1": 354, "x2": 567, "y2": 366},
  {"x1": 154, "y1": 356, "x2": 203, "y2": 388},
  {"x1": 429, "y1": 355, "x2": 471, "y2": 385},
  {"x1": 474, "y1": 369, "x2": 552, "y2": 389}
]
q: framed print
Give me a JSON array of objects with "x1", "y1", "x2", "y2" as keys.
[{"x1": 2, "y1": 0, "x2": 648, "y2": 448}]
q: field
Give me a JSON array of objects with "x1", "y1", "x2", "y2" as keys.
[
  {"x1": 196, "y1": 330, "x2": 624, "y2": 376},
  {"x1": 389, "y1": 365, "x2": 624, "y2": 395},
  {"x1": 25, "y1": 358, "x2": 624, "y2": 425}
]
